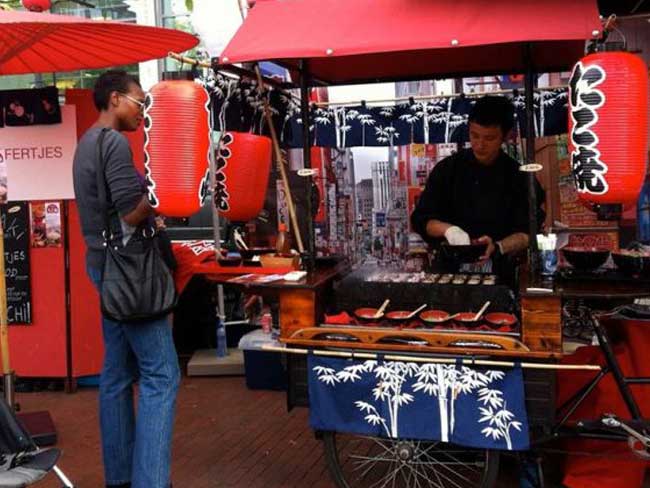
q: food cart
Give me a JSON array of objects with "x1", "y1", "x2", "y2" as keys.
[{"x1": 196, "y1": 0, "x2": 650, "y2": 486}]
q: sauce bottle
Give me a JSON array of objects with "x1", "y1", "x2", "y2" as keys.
[{"x1": 276, "y1": 223, "x2": 291, "y2": 255}]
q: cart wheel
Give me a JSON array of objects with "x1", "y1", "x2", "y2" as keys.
[{"x1": 322, "y1": 431, "x2": 499, "y2": 488}]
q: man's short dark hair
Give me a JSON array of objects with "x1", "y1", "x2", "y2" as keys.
[
  {"x1": 469, "y1": 96, "x2": 515, "y2": 135},
  {"x1": 93, "y1": 70, "x2": 141, "y2": 111}
]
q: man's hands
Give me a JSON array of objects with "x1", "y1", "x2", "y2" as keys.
[
  {"x1": 477, "y1": 235, "x2": 496, "y2": 262},
  {"x1": 443, "y1": 226, "x2": 471, "y2": 245}
]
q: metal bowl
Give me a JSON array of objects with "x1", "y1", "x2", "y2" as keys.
[
  {"x1": 439, "y1": 242, "x2": 487, "y2": 264},
  {"x1": 561, "y1": 247, "x2": 610, "y2": 270},
  {"x1": 612, "y1": 252, "x2": 650, "y2": 276}
]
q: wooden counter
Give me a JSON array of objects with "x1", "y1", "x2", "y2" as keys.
[
  {"x1": 519, "y1": 267, "x2": 650, "y2": 354},
  {"x1": 200, "y1": 262, "x2": 349, "y2": 339}
]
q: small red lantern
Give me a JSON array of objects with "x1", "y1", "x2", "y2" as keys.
[
  {"x1": 568, "y1": 51, "x2": 650, "y2": 210},
  {"x1": 22, "y1": 0, "x2": 51, "y2": 11},
  {"x1": 144, "y1": 80, "x2": 211, "y2": 217},
  {"x1": 214, "y1": 132, "x2": 272, "y2": 222}
]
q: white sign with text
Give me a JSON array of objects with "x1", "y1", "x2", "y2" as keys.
[{"x1": 1, "y1": 105, "x2": 77, "y2": 201}]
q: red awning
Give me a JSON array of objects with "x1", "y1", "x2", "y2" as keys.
[
  {"x1": 0, "y1": 9, "x2": 199, "y2": 75},
  {"x1": 221, "y1": 0, "x2": 601, "y2": 85}
]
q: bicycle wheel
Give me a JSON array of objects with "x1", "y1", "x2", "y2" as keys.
[{"x1": 322, "y1": 431, "x2": 499, "y2": 488}]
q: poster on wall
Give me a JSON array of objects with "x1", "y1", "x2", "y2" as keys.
[
  {"x1": 1, "y1": 105, "x2": 77, "y2": 201},
  {"x1": 1, "y1": 202, "x2": 32, "y2": 325},
  {"x1": 30, "y1": 201, "x2": 62, "y2": 248}
]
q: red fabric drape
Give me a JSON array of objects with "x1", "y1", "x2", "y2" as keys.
[{"x1": 559, "y1": 318, "x2": 650, "y2": 488}]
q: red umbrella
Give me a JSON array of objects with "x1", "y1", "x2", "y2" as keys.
[{"x1": 0, "y1": 8, "x2": 199, "y2": 75}]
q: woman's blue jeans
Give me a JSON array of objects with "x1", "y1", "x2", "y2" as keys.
[{"x1": 87, "y1": 266, "x2": 180, "y2": 488}]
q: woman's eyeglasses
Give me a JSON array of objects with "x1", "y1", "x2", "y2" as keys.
[{"x1": 120, "y1": 93, "x2": 145, "y2": 111}]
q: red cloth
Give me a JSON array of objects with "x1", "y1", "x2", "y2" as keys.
[
  {"x1": 559, "y1": 317, "x2": 650, "y2": 488},
  {"x1": 324, "y1": 312, "x2": 354, "y2": 325},
  {"x1": 172, "y1": 241, "x2": 216, "y2": 295},
  {"x1": 222, "y1": 0, "x2": 600, "y2": 84}
]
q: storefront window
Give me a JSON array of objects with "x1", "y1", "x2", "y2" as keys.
[{"x1": 161, "y1": 0, "x2": 196, "y2": 73}]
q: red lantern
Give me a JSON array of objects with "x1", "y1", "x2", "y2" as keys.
[
  {"x1": 144, "y1": 80, "x2": 211, "y2": 217},
  {"x1": 214, "y1": 132, "x2": 272, "y2": 222},
  {"x1": 22, "y1": 0, "x2": 51, "y2": 11},
  {"x1": 568, "y1": 51, "x2": 650, "y2": 208}
]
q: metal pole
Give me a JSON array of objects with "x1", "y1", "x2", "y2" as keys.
[
  {"x1": 524, "y1": 44, "x2": 540, "y2": 278},
  {"x1": 0, "y1": 212, "x2": 14, "y2": 408},
  {"x1": 208, "y1": 96, "x2": 227, "y2": 355},
  {"x1": 299, "y1": 59, "x2": 316, "y2": 271}
]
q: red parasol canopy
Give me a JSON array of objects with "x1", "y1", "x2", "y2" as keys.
[
  {"x1": 221, "y1": 0, "x2": 601, "y2": 85},
  {"x1": 0, "y1": 9, "x2": 199, "y2": 75}
]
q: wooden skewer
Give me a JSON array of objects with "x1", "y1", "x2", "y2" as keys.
[
  {"x1": 407, "y1": 304, "x2": 428, "y2": 319},
  {"x1": 473, "y1": 301, "x2": 491, "y2": 322},
  {"x1": 252, "y1": 65, "x2": 305, "y2": 253},
  {"x1": 374, "y1": 299, "x2": 390, "y2": 319},
  {"x1": 261, "y1": 345, "x2": 602, "y2": 371}
]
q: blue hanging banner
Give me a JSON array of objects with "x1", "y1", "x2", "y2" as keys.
[
  {"x1": 308, "y1": 355, "x2": 530, "y2": 451},
  {"x1": 207, "y1": 71, "x2": 569, "y2": 149}
]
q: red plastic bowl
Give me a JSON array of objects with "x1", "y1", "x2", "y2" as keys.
[
  {"x1": 354, "y1": 307, "x2": 380, "y2": 321},
  {"x1": 454, "y1": 312, "x2": 480, "y2": 325},
  {"x1": 419, "y1": 310, "x2": 450, "y2": 323},
  {"x1": 485, "y1": 312, "x2": 517, "y2": 327},
  {"x1": 385, "y1": 311, "x2": 412, "y2": 321}
]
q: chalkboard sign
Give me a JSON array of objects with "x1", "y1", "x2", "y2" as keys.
[{"x1": 1, "y1": 202, "x2": 31, "y2": 324}]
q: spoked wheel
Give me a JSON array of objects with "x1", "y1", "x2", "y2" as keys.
[{"x1": 322, "y1": 431, "x2": 499, "y2": 488}]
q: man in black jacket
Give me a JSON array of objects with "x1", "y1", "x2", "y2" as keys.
[{"x1": 411, "y1": 96, "x2": 544, "y2": 269}]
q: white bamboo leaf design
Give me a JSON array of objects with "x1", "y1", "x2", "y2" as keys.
[
  {"x1": 481, "y1": 427, "x2": 504, "y2": 441},
  {"x1": 355, "y1": 401, "x2": 375, "y2": 413},
  {"x1": 315, "y1": 359, "x2": 523, "y2": 448},
  {"x1": 337, "y1": 369, "x2": 362, "y2": 382},
  {"x1": 365, "y1": 414, "x2": 383, "y2": 425}
]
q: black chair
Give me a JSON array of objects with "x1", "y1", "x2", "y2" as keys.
[{"x1": 0, "y1": 398, "x2": 72, "y2": 487}]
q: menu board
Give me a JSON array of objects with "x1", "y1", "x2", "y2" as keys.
[{"x1": 1, "y1": 202, "x2": 32, "y2": 324}]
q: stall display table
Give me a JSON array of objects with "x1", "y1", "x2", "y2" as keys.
[{"x1": 186, "y1": 263, "x2": 348, "y2": 376}]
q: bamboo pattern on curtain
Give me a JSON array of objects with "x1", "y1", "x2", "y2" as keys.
[
  {"x1": 203, "y1": 73, "x2": 568, "y2": 148},
  {"x1": 308, "y1": 355, "x2": 530, "y2": 451}
]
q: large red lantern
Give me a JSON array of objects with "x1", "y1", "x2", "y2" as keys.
[
  {"x1": 568, "y1": 51, "x2": 650, "y2": 211},
  {"x1": 22, "y1": 0, "x2": 51, "y2": 11},
  {"x1": 144, "y1": 80, "x2": 211, "y2": 217},
  {"x1": 213, "y1": 132, "x2": 272, "y2": 222}
]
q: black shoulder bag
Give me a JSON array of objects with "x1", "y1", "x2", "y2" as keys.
[{"x1": 96, "y1": 128, "x2": 177, "y2": 323}]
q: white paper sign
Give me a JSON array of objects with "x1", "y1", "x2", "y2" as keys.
[{"x1": 2, "y1": 105, "x2": 77, "y2": 201}]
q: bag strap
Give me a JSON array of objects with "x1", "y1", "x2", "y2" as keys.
[{"x1": 95, "y1": 128, "x2": 112, "y2": 238}]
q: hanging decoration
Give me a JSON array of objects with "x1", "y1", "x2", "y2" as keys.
[
  {"x1": 568, "y1": 51, "x2": 649, "y2": 208},
  {"x1": 207, "y1": 74, "x2": 569, "y2": 148},
  {"x1": 144, "y1": 80, "x2": 211, "y2": 217},
  {"x1": 21, "y1": 0, "x2": 51, "y2": 11},
  {"x1": 213, "y1": 131, "x2": 272, "y2": 222}
]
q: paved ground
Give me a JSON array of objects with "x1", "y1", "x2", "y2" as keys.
[{"x1": 18, "y1": 376, "x2": 539, "y2": 488}]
